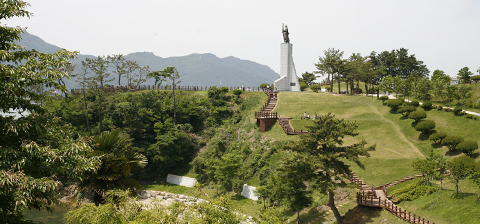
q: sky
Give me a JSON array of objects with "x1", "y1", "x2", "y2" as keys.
[{"x1": 4, "y1": 0, "x2": 480, "y2": 79}]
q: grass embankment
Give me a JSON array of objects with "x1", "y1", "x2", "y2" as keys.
[{"x1": 270, "y1": 91, "x2": 480, "y2": 224}]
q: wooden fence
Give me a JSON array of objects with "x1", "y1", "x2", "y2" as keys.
[
  {"x1": 255, "y1": 111, "x2": 278, "y2": 118},
  {"x1": 357, "y1": 192, "x2": 434, "y2": 224},
  {"x1": 71, "y1": 85, "x2": 263, "y2": 94}
]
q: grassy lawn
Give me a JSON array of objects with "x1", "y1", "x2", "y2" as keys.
[{"x1": 264, "y1": 91, "x2": 480, "y2": 223}]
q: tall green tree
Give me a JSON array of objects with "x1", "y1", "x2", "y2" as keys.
[
  {"x1": 370, "y1": 48, "x2": 429, "y2": 80},
  {"x1": 108, "y1": 54, "x2": 126, "y2": 85},
  {"x1": 0, "y1": 1, "x2": 98, "y2": 222},
  {"x1": 315, "y1": 48, "x2": 344, "y2": 92},
  {"x1": 457, "y1": 66, "x2": 473, "y2": 84},
  {"x1": 301, "y1": 71, "x2": 316, "y2": 86},
  {"x1": 285, "y1": 113, "x2": 375, "y2": 224},
  {"x1": 447, "y1": 156, "x2": 475, "y2": 197}
]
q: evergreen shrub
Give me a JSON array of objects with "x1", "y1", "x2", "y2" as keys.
[
  {"x1": 409, "y1": 111, "x2": 427, "y2": 122},
  {"x1": 390, "y1": 180, "x2": 436, "y2": 202},
  {"x1": 379, "y1": 96, "x2": 389, "y2": 105},
  {"x1": 453, "y1": 107, "x2": 463, "y2": 116},
  {"x1": 457, "y1": 140, "x2": 478, "y2": 156},
  {"x1": 386, "y1": 99, "x2": 403, "y2": 111},
  {"x1": 397, "y1": 106, "x2": 416, "y2": 117},
  {"x1": 442, "y1": 135, "x2": 464, "y2": 151},
  {"x1": 310, "y1": 85, "x2": 322, "y2": 93},
  {"x1": 429, "y1": 132, "x2": 447, "y2": 144},
  {"x1": 410, "y1": 100, "x2": 419, "y2": 107},
  {"x1": 415, "y1": 120, "x2": 436, "y2": 133},
  {"x1": 421, "y1": 101, "x2": 433, "y2": 109}
]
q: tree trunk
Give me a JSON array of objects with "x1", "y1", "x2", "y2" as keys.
[
  {"x1": 297, "y1": 208, "x2": 300, "y2": 224},
  {"x1": 328, "y1": 190, "x2": 344, "y2": 224},
  {"x1": 337, "y1": 77, "x2": 341, "y2": 94}
]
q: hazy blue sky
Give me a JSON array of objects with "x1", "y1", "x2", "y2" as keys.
[{"x1": 5, "y1": 0, "x2": 480, "y2": 79}]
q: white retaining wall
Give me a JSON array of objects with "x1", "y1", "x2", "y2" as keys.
[
  {"x1": 166, "y1": 174, "x2": 197, "y2": 187},
  {"x1": 240, "y1": 184, "x2": 259, "y2": 201}
]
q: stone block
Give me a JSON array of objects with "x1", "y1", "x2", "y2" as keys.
[
  {"x1": 166, "y1": 174, "x2": 197, "y2": 187},
  {"x1": 240, "y1": 184, "x2": 259, "y2": 201}
]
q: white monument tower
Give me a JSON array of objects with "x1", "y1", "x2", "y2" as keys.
[{"x1": 274, "y1": 24, "x2": 300, "y2": 92}]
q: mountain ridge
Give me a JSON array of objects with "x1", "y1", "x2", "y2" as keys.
[{"x1": 16, "y1": 31, "x2": 279, "y2": 90}]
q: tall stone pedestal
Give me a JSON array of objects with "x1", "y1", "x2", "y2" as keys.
[{"x1": 274, "y1": 43, "x2": 300, "y2": 91}]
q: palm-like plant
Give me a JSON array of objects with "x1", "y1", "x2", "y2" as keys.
[{"x1": 76, "y1": 129, "x2": 147, "y2": 205}]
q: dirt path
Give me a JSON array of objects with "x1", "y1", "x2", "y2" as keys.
[{"x1": 370, "y1": 103, "x2": 424, "y2": 157}]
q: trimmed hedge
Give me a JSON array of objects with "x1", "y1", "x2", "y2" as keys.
[
  {"x1": 409, "y1": 111, "x2": 427, "y2": 122},
  {"x1": 386, "y1": 99, "x2": 403, "y2": 111},
  {"x1": 410, "y1": 100, "x2": 419, "y2": 107},
  {"x1": 398, "y1": 106, "x2": 416, "y2": 117},
  {"x1": 379, "y1": 96, "x2": 389, "y2": 105},
  {"x1": 415, "y1": 120, "x2": 436, "y2": 133},
  {"x1": 429, "y1": 132, "x2": 447, "y2": 144},
  {"x1": 453, "y1": 107, "x2": 463, "y2": 116},
  {"x1": 442, "y1": 135, "x2": 464, "y2": 151},
  {"x1": 310, "y1": 85, "x2": 322, "y2": 93},
  {"x1": 457, "y1": 140, "x2": 478, "y2": 156},
  {"x1": 421, "y1": 101, "x2": 433, "y2": 109}
]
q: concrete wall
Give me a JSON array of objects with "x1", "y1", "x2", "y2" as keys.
[
  {"x1": 240, "y1": 184, "x2": 259, "y2": 201},
  {"x1": 166, "y1": 174, "x2": 197, "y2": 187}
]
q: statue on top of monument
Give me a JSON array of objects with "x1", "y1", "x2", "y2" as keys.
[{"x1": 282, "y1": 24, "x2": 290, "y2": 43}]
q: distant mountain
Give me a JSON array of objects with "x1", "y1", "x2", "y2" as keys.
[{"x1": 16, "y1": 31, "x2": 279, "y2": 90}]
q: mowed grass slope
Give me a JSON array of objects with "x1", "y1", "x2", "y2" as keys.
[
  {"x1": 272, "y1": 92, "x2": 424, "y2": 185},
  {"x1": 270, "y1": 91, "x2": 480, "y2": 224}
]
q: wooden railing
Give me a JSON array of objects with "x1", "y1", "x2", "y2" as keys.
[
  {"x1": 71, "y1": 85, "x2": 263, "y2": 94},
  {"x1": 357, "y1": 193, "x2": 434, "y2": 224},
  {"x1": 255, "y1": 111, "x2": 278, "y2": 118}
]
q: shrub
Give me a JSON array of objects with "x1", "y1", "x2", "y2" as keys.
[
  {"x1": 453, "y1": 107, "x2": 463, "y2": 115},
  {"x1": 465, "y1": 114, "x2": 479, "y2": 120},
  {"x1": 390, "y1": 180, "x2": 436, "y2": 202},
  {"x1": 299, "y1": 82, "x2": 308, "y2": 91},
  {"x1": 379, "y1": 96, "x2": 389, "y2": 105},
  {"x1": 410, "y1": 100, "x2": 419, "y2": 107},
  {"x1": 421, "y1": 101, "x2": 433, "y2": 109},
  {"x1": 397, "y1": 106, "x2": 416, "y2": 117},
  {"x1": 409, "y1": 111, "x2": 427, "y2": 122},
  {"x1": 435, "y1": 105, "x2": 443, "y2": 111},
  {"x1": 386, "y1": 99, "x2": 403, "y2": 111},
  {"x1": 457, "y1": 141, "x2": 478, "y2": 156},
  {"x1": 233, "y1": 89, "x2": 243, "y2": 96},
  {"x1": 444, "y1": 108, "x2": 452, "y2": 112},
  {"x1": 310, "y1": 84, "x2": 322, "y2": 93},
  {"x1": 429, "y1": 132, "x2": 447, "y2": 144},
  {"x1": 259, "y1": 83, "x2": 269, "y2": 90},
  {"x1": 442, "y1": 135, "x2": 464, "y2": 151},
  {"x1": 415, "y1": 120, "x2": 436, "y2": 133},
  {"x1": 220, "y1": 86, "x2": 229, "y2": 94},
  {"x1": 325, "y1": 86, "x2": 331, "y2": 91}
]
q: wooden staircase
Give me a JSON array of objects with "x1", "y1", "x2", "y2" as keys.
[{"x1": 255, "y1": 91, "x2": 308, "y2": 135}]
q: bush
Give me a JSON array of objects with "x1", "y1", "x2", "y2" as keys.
[
  {"x1": 442, "y1": 135, "x2": 464, "y2": 151},
  {"x1": 436, "y1": 105, "x2": 443, "y2": 111},
  {"x1": 444, "y1": 108, "x2": 452, "y2": 112},
  {"x1": 325, "y1": 86, "x2": 331, "y2": 91},
  {"x1": 390, "y1": 180, "x2": 436, "y2": 202},
  {"x1": 410, "y1": 100, "x2": 419, "y2": 107},
  {"x1": 260, "y1": 83, "x2": 269, "y2": 90},
  {"x1": 453, "y1": 107, "x2": 463, "y2": 116},
  {"x1": 409, "y1": 111, "x2": 427, "y2": 122},
  {"x1": 457, "y1": 140, "x2": 478, "y2": 156},
  {"x1": 379, "y1": 96, "x2": 389, "y2": 105},
  {"x1": 386, "y1": 99, "x2": 403, "y2": 111},
  {"x1": 299, "y1": 82, "x2": 308, "y2": 91},
  {"x1": 233, "y1": 89, "x2": 243, "y2": 96},
  {"x1": 310, "y1": 84, "x2": 322, "y2": 93},
  {"x1": 220, "y1": 86, "x2": 229, "y2": 94},
  {"x1": 397, "y1": 106, "x2": 416, "y2": 117},
  {"x1": 465, "y1": 114, "x2": 479, "y2": 120},
  {"x1": 415, "y1": 120, "x2": 436, "y2": 133},
  {"x1": 421, "y1": 101, "x2": 433, "y2": 109},
  {"x1": 429, "y1": 132, "x2": 447, "y2": 144}
]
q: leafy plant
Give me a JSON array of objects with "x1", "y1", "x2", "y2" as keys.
[
  {"x1": 442, "y1": 135, "x2": 464, "y2": 151},
  {"x1": 409, "y1": 111, "x2": 427, "y2": 122},
  {"x1": 457, "y1": 141, "x2": 478, "y2": 156},
  {"x1": 379, "y1": 96, "x2": 389, "y2": 105},
  {"x1": 386, "y1": 99, "x2": 403, "y2": 111},
  {"x1": 415, "y1": 120, "x2": 436, "y2": 133},
  {"x1": 398, "y1": 106, "x2": 416, "y2": 117},
  {"x1": 390, "y1": 180, "x2": 436, "y2": 202},
  {"x1": 429, "y1": 132, "x2": 447, "y2": 144},
  {"x1": 410, "y1": 100, "x2": 419, "y2": 107},
  {"x1": 421, "y1": 101, "x2": 433, "y2": 109}
]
